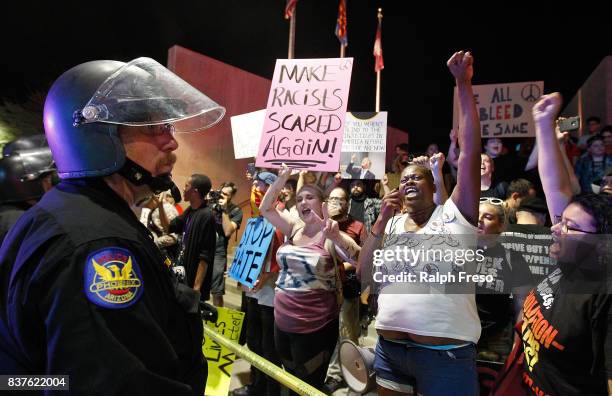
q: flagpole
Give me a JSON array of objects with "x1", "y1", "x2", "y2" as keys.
[
  {"x1": 338, "y1": 0, "x2": 347, "y2": 58},
  {"x1": 288, "y1": 8, "x2": 296, "y2": 59},
  {"x1": 375, "y1": 8, "x2": 383, "y2": 112}
]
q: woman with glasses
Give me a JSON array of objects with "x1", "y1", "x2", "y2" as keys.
[{"x1": 516, "y1": 93, "x2": 612, "y2": 396}]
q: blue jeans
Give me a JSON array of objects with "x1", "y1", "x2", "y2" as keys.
[{"x1": 374, "y1": 336, "x2": 478, "y2": 395}]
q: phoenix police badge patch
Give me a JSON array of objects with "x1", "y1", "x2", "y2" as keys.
[{"x1": 84, "y1": 247, "x2": 144, "y2": 309}]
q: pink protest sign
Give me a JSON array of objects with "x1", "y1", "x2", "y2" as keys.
[{"x1": 256, "y1": 58, "x2": 353, "y2": 171}]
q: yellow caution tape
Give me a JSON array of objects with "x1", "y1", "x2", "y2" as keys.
[{"x1": 203, "y1": 324, "x2": 327, "y2": 396}]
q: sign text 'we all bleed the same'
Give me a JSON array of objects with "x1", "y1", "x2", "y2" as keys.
[{"x1": 257, "y1": 58, "x2": 353, "y2": 172}]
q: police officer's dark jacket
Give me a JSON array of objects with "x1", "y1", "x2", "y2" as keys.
[
  {"x1": 0, "y1": 178, "x2": 205, "y2": 395},
  {"x1": 0, "y1": 203, "x2": 27, "y2": 245}
]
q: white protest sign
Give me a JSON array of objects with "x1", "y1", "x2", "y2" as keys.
[
  {"x1": 230, "y1": 109, "x2": 266, "y2": 159},
  {"x1": 453, "y1": 81, "x2": 543, "y2": 138},
  {"x1": 340, "y1": 112, "x2": 387, "y2": 179}
]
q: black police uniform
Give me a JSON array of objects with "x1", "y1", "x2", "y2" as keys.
[
  {"x1": 0, "y1": 178, "x2": 206, "y2": 395},
  {"x1": 0, "y1": 203, "x2": 27, "y2": 245}
]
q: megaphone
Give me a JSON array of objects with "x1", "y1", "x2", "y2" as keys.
[{"x1": 339, "y1": 340, "x2": 376, "y2": 394}]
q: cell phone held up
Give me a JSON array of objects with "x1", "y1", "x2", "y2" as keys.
[{"x1": 558, "y1": 116, "x2": 580, "y2": 132}]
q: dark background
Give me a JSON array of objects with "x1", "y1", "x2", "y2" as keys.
[{"x1": 2, "y1": 1, "x2": 611, "y2": 151}]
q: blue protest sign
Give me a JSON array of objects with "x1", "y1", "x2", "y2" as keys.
[{"x1": 228, "y1": 217, "x2": 275, "y2": 288}]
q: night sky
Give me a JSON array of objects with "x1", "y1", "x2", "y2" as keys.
[{"x1": 3, "y1": 1, "x2": 611, "y2": 151}]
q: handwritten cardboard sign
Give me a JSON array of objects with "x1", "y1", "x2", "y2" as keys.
[
  {"x1": 203, "y1": 307, "x2": 245, "y2": 396},
  {"x1": 228, "y1": 217, "x2": 275, "y2": 288},
  {"x1": 452, "y1": 81, "x2": 543, "y2": 138},
  {"x1": 256, "y1": 58, "x2": 353, "y2": 171},
  {"x1": 340, "y1": 112, "x2": 387, "y2": 179},
  {"x1": 230, "y1": 109, "x2": 266, "y2": 159}
]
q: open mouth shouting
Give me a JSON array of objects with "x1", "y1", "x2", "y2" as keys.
[{"x1": 404, "y1": 186, "x2": 419, "y2": 197}]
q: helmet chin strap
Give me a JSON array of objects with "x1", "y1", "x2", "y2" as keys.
[{"x1": 118, "y1": 157, "x2": 175, "y2": 195}]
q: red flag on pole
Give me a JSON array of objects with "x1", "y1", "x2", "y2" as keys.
[
  {"x1": 285, "y1": 0, "x2": 297, "y2": 19},
  {"x1": 373, "y1": 19, "x2": 384, "y2": 72},
  {"x1": 335, "y1": 0, "x2": 348, "y2": 46}
]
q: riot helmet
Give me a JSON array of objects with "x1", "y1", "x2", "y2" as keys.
[
  {"x1": 43, "y1": 57, "x2": 225, "y2": 193},
  {"x1": 0, "y1": 137, "x2": 55, "y2": 204}
]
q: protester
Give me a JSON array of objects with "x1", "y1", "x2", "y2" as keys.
[
  {"x1": 475, "y1": 197, "x2": 532, "y2": 363},
  {"x1": 574, "y1": 134, "x2": 612, "y2": 193},
  {"x1": 521, "y1": 92, "x2": 612, "y2": 395},
  {"x1": 233, "y1": 172, "x2": 282, "y2": 396},
  {"x1": 141, "y1": 191, "x2": 180, "y2": 264},
  {"x1": 276, "y1": 178, "x2": 299, "y2": 218},
  {"x1": 577, "y1": 115, "x2": 601, "y2": 150},
  {"x1": 358, "y1": 50, "x2": 482, "y2": 395},
  {"x1": 210, "y1": 181, "x2": 243, "y2": 307},
  {"x1": 259, "y1": 164, "x2": 360, "y2": 393},
  {"x1": 170, "y1": 174, "x2": 217, "y2": 300},
  {"x1": 480, "y1": 153, "x2": 509, "y2": 199},
  {"x1": 409, "y1": 153, "x2": 449, "y2": 205},
  {"x1": 348, "y1": 179, "x2": 381, "y2": 234},
  {"x1": 504, "y1": 178, "x2": 535, "y2": 224},
  {"x1": 602, "y1": 126, "x2": 612, "y2": 155},
  {"x1": 502, "y1": 196, "x2": 554, "y2": 281},
  {"x1": 483, "y1": 137, "x2": 537, "y2": 185},
  {"x1": 599, "y1": 168, "x2": 612, "y2": 195},
  {"x1": 323, "y1": 186, "x2": 366, "y2": 394}
]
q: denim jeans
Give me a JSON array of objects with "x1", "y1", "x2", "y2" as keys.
[{"x1": 374, "y1": 336, "x2": 478, "y2": 395}]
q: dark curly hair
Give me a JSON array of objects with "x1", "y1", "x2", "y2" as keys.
[{"x1": 569, "y1": 194, "x2": 612, "y2": 234}]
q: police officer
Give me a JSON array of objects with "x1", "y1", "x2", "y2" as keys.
[
  {"x1": 0, "y1": 57, "x2": 225, "y2": 395},
  {"x1": 0, "y1": 135, "x2": 56, "y2": 244}
]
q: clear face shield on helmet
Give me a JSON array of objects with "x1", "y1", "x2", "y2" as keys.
[{"x1": 72, "y1": 57, "x2": 225, "y2": 133}]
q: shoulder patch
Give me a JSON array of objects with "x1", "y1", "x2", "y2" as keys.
[{"x1": 84, "y1": 247, "x2": 144, "y2": 309}]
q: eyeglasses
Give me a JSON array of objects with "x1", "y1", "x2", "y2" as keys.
[
  {"x1": 554, "y1": 219, "x2": 598, "y2": 234},
  {"x1": 327, "y1": 197, "x2": 346, "y2": 203},
  {"x1": 480, "y1": 197, "x2": 504, "y2": 205},
  {"x1": 146, "y1": 123, "x2": 176, "y2": 136}
]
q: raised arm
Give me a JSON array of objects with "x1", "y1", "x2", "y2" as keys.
[
  {"x1": 260, "y1": 165, "x2": 299, "y2": 236},
  {"x1": 411, "y1": 154, "x2": 448, "y2": 205},
  {"x1": 156, "y1": 194, "x2": 171, "y2": 234},
  {"x1": 524, "y1": 141, "x2": 538, "y2": 171},
  {"x1": 532, "y1": 93, "x2": 573, "y2": 222},
  {"x1": 317, "y1": 203, "x2": 361, "y2": 260},
  {"x1": 324, "y1": 172, "x2": 343, "y2": 196},
  {"x1": 448, "y1": 51, "x2": 481, "y2": 225}
]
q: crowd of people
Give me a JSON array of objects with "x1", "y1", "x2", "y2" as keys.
[{"x1": 0, "y1": 50, "x2": 610, "y2": 396}]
